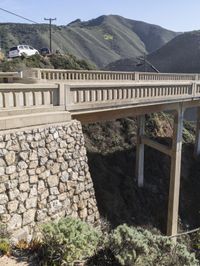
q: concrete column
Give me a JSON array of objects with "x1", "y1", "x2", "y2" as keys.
[
  {"x1": 194, "y1": 107, "x2": 200, "y2": 157},
  {"x1": 167, "y1": 104, "x2": 184, "y2": 236},
  {"x1": 136, "y1": 115, "x2": 145, "y2": 187}
]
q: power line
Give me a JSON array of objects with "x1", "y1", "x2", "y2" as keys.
[
  {"x1": 0, "y1": 7, "x2": 38, "y2": 24},
  {"x1": 44, "y1": 18, "x2": 56, "y2": 52}
]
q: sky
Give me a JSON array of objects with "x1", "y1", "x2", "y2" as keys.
[{"x1": 0, "y1": 0, "x2": 200, "y2": 32}]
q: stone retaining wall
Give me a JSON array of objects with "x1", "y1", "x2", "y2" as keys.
[{"x1": 0, "y1": 120, "x2": 99, "y2": 242}]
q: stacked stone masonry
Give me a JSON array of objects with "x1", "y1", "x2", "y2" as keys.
[{"x1": 0, "y1": 120, "x2": 99, "y2": 241}]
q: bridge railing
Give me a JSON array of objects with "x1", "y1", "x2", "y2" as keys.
[
  {"x1": 27, "y1": 68, "x2": 136, "y2": 82},
  {"x1": 0, "y1": 81, "x2": 200, "y2": 115},
  {"x1": 137, "y1": 72, "x2": 199, "y2": 81},
  {"x1": 0, "y1": 72, "x2": 22, "y2": 83},
  {"x1": 64, "y1": 82, "x2": 200, "y2": 112},
  {"x1": 24, "y1": 68, "x2": 200, "y2": 83},
  {"x1": 0, "y1": 83, "x2": 59, "y2": 110}
]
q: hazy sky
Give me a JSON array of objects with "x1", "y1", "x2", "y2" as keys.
[{"x1": 0, "y1": 0, "x2": 200, "y2": 32}]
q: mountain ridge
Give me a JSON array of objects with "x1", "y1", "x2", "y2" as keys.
[
  {"x1": 0, "y1": 15, "x2": 179, "y2": 68},
  {"x1": 105, "y1": 30, "x2": 200, "y2": 73}
]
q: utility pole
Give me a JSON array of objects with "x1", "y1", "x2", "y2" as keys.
[{"x1": 44, "y1": 17, "x2": 56, "y2": 53}]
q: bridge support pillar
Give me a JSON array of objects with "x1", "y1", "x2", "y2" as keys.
[
  {"x1": 194, "y1": 107, "x2": 200, "y2": 157},
  {"x1": 136, "y1": 115, "x2": 145, "y2": 187},
  {"x1": 167, "y1": 105, "x2": 184, "y2": 236}
]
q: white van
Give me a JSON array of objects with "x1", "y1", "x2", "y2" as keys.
[{"x1": 8, "y1": 45, "x2": 39, "y2": 58}]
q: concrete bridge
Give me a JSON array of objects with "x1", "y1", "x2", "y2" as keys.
[{"x1": 1, "y1": 68, "x2": 200, "y2": 238}]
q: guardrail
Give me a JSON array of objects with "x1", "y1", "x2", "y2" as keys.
[
  {"x1": 0, "y1": 81, "x2": 200, "y2": 115},
  {"x1": 25, "y1": 69, "x2": 200, "y2": 83},
  {"x1": 64, "y1": 82, "x2": 200, "y2": 113},
  {"x1": 0, "y1": 72, "x2": 22, "y2": 83},
  {"x1": 0, "y1": 83, "x2": 59, "y2": 110}
]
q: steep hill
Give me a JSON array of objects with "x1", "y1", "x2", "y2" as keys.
[
  {"x1": 105, "y1": 31, "x2": 200, "y2": 73},
  {"x1": 147, "y1": 30, "x2": 200, "y2": 73},
  {"x1": 0, "y1": 15, "x2": 178, "y2": 68}
]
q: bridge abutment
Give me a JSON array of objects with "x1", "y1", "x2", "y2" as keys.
[{"x1": 0, "y1": 120, "x2": 99, "y2": 243}]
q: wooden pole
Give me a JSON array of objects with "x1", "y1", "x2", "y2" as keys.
[
  {"x1": 167, "y1": 104, "x2": 184, "y2": 236},
  {"x1": 136, "y1": 115, "x2": 145, "y2": 187}
]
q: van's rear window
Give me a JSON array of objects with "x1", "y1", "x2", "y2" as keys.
[{"x1": 9, "y1": 47, "x2": 17, "y2": 51}]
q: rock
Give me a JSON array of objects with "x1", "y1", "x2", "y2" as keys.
[
  {"x1": 39, "y1": 156, "x2": 48, "y2": 165},
  {"x1": 25, "y1": 197, "x2": 37, "y2": 209},
  {"x1": 19, "y1": 151, "x2": 29, "y2": 161},
  {"x1": 58, "y1": 193, "x2": 67, "y2": 201},
  {"x1": 18, "y1": 192, "x2": 28, "y2": 202},
  {"x1": 60, "y1": 171, "x2": 69, "y2": 182},
  {"x1": 48, "y1": 200, "x2": 62, "y2": 215},
  {"x1": 50, "y1": 163, "x2": 60, "y2": 174},
  {"x1": 29, "y1": 186, "x2": 38, "y2": 197},
  {"x1": 53, "y1": 131, "x2": 59, "y2": 139},
  {"x1": 0, "y1": 214, "x2": 10, "y2": 223},
  {"x1": 39, "y1": 170, "x2": 50, "y2": 180},
  {"x1": 7, "y1": 200, "x2": 19, "y2": 213},
  {"x1": 47, "y1": 175, "x2": 59, "y2": 187},
  {"x1": 17, "y1": 161, "x2": 28, "y2": 171},
  {"x1": 0, "y1": 205, "x2": 6, "y2": 214},
  {"x1": 7, "y1": 214, "x2": 22, "y2": 231},
  {"x1": 11, "y1": 227, "x2": 30, "y2": 245},
  {"x1": 40, "y1": 189, "x2": 49, "y2": 200},
  {"x1": 38, "y1": 180, "x2": 45, "y2": 194},
  {"x1": 23, "y1": 209, "x2": 36, "y2": 225},
  {"x1": 29, "y1": 150, "x2": 38, "y2": 161},
  {"x1": 50, "y1": 187, "x2": 59, "y2": 195},
  {"x1": 6, "y1": 165, "x2": 16, "y2": 174},
  {"x1": 19, "y1": 182, "x2": 30, "y2": 192},
  {"x1": 0, "y1": 194, "x2": 8, "y2": 204},
  {"x1": 0, "y1": 167, "x2": 5, "y2": 175},
  {"x1": 30, "y1": 175, "x2": 38, "y2": 184},
  {"x1": 38, "y1": 148, "x2": 49, "y2": 157},
  {"x1": 0, "y1": 158, "x2": 6, "y2": 167},
  {"x1": 79, "y1": 208, "x2": 87, "y2": 219},
  {"x1": 19, "y1": 175, "x2": 29, "y2": 184},
  {"x1": 5, "y1": 180, "x2": 18, "y2": 189},
  {"x1": 36, "y1": 209, "x2": 48, "y2": 221},
  {"x1": 18, "y1": 204, "x2": 26, "y2": 214},
  {"x1": 29, "y1": 160, "x2": 38, "y2": 169},
  {"x1": 0, "y1": 183, "x2": 6, "y2": 193},
  {"x1": 9, "y1": 189, "x2": 20, "y2": 200}
]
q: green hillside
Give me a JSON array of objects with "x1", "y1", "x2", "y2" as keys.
[
  {"x1": 0, "y1": 15, "x2": 178, "y2": 68},
  {"x1": 147, "y1": 30, "x2": 200, "y2": 73},
  {"x1": 105, "y1": 30, "x2": 200, "y2": 73}
]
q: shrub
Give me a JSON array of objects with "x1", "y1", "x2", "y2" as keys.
[
  {"x1": 40, "y1": 217, "x2": 101, "y2": 266},
  {"x1": 108, "y1": 224, "x2": 198, "y2": 266},
  {"x1": 0, "y1": 223, "x2": 10, "y2": 255},
  {"x1": 0, "y1": 238, "x2": 10, "y2": 255}
]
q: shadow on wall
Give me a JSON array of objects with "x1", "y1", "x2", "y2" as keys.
[{"x1": 87, "y1": 142, "x2": 200, "y2": 234}]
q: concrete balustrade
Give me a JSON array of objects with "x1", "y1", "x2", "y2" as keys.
[
  {"x1": 0, "y1": 81, "x2": 199, "y2": 116},
  {"x1": 0, "y1": 71, "x2": 22, "y2": 83},
  {"x1": 0, "y1": 84, "x2": 59, "y2": 109},
  {"x1": 64, "y1": 82, "x2": 197, "y2": 113},
  {"x1": 138, "y1": 73, "x2": 198, "y2": 81},
  {"x1": 23, "y1": 68, "x2": 200, "y2": 83}
]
